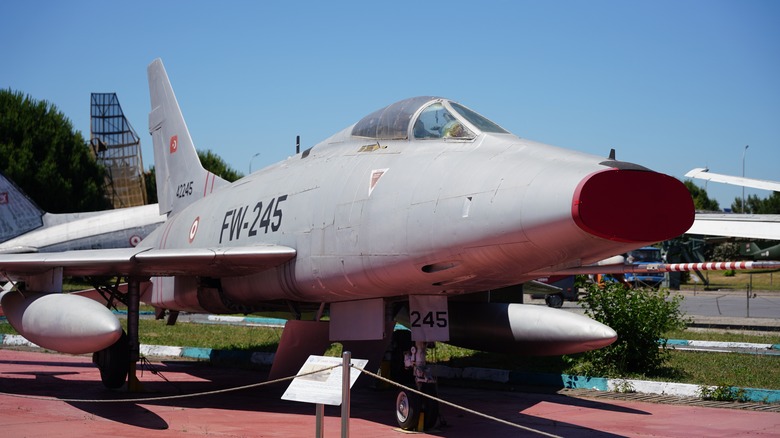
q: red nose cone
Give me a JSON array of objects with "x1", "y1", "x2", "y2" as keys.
[{"x1": 572, "y1": 169, "x2": 694, "y2": 243}]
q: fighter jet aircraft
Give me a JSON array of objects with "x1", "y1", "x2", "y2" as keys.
[
  {"x1": 1, "y1": 58, "x2": 758, "y2": 430},
  {"x1": 0, "y1": 171, "x2": 165, "y2": 254}
]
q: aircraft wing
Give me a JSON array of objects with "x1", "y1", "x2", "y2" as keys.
[
  {"x1": 685, "y1": 167, "x2": 780, "y2": 192},
  {"x1": 683, "y1": 168, "x2": 779, "y2": 240},
  {"x1": 0, "y1": 245, "x2": 296, "y2": 278},
  {"x1": 688, "y1": 213, "x2": 780, "y2": 240}
]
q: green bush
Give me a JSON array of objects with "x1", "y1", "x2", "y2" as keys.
[
  {"x1": 579, "y1": 283, "x2": 687, "y2": 376},
  {"x1": 698, "y1": 384, "x2": 747, "y2": 402}
]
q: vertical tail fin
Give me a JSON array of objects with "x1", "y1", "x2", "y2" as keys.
[
  {"x1": 147, "y1": 58, "x2": 228, "y2": 217},
  {"x1": 742, "y1": 242, "x2": 761, "y2": 258},
  {"x1": 0, "y1": 172, "x2": 45, "y2": 243}
]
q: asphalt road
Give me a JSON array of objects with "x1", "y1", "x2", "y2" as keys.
[
  {"x1": 538, "y1": 289, "x2": 779, "y2": 317},
  {"x1": 678, "y1": 290, "x2": 780, "y2": 319}
]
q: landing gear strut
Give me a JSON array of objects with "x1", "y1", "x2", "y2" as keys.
[
  {"x1": 394, "y1": 338, "x2": 440, "y2": 431},
  {"x1": 92, "y1": 277, "x2": 144, "y2": 391},
  {"x1": 125, "y1": 277, "x2": 143, "y2": 391}
]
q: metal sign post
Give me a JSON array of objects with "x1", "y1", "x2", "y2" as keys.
[
  {"x1": 281, "y1": 353, "x2": 367, "y2": 438},
  {"x1": 341, "y1": 351, "x2": 351, "y2": 438},
  {"x1": 316, "y1": 404, "x2": 324, "y2": 438}
]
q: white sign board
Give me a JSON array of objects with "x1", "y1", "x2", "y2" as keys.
[
  {"x1": 281, "y1": 355, "x2": 369, "y2": 406},
  {"x1": 409, "y1": 295, "x2": 450, "y2": 342}
]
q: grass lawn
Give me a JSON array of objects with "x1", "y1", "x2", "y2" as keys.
[
  {"x1": 2, "y1": 317, "x2": 778, "y2": 390},
  {"x1": 679, "y1": 269, "x2": 780, "y2": 292},
  {"x1": 425, "y1": 337, "x2": 780, "y2": 390}
]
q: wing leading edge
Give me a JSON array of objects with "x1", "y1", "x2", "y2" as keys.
[
  {"x1": 685, "y1": 167, "x2": 780, "y2": 192},
  {"x1": 688, "y1": 213, "x2": 780, "y2": 240},
  {"x1": 0, "y1": 244, "x2": 296, "y2": 278}
]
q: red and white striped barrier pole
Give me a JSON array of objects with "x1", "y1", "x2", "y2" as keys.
[{"x1": 663, "y1": 261, "x2": 780, "y2": 272}]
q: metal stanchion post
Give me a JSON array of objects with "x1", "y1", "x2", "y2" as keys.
[
  {"x1": 316, "y1": 404, "x2": 324, "y2": 438},
  {"x1": 341, "y1": 351, "x2": 351, "y2": 438}
]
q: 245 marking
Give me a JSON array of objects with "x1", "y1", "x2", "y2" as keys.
[{"x1": 410, "y1": 310, "x2": 448, "y2": 328}]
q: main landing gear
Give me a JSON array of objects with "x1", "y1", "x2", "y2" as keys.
[
  {"x1": 91, "y1": 277, "x2": 144, "y2": 391},
  {"x1": 391, "y1": 331, "x2": 440, "y2": 431},
  {"x1": 93, "y1": 331, "x2": 130, "y2": 389},
  {"x1": 545, "y1": 292, "x2": 564, "y2": 308}
]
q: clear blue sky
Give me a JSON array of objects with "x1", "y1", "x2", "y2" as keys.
[{"x1": 2, "y1": 0, "x2": 778, "y2": 210}]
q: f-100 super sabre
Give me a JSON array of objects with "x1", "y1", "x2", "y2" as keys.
[{"x1": 5, "y1": 58, "x2": 765, "y2": 430}]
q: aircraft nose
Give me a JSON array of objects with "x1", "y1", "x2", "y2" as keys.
[{"x1": 572, "y1": 168, "x2": 694, "y2": 243}]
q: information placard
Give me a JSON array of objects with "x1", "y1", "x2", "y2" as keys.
[{"x1": 281, "y1": 355, "x2": 369, "y2": 406}]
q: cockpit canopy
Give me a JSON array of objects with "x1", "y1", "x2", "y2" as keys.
[{"x1": 351, "y1": 97, "x2": 508, "y2": 141}]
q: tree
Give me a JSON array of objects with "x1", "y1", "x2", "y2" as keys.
[
  {"x1": 0, "y1": 89, "x2": 108, "y2": 212},
  {"x1": 731, "y1": 192, "x2": 780, "y2": 214},
  {"x1": 144, "y1": 149, "x2": 243, "y2": 204},
  {"x1": 198, "y1": 150, "x2": 244, "y2": 182},
  {"x1": 683, "y1": 180, "x2": 720, "y2": 211},
  {"x1": 711, "y1": 241, "x2": 740, "y2": 262}
]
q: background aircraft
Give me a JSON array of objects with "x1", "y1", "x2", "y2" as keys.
[
  {"x1": 0, "y1": 171, "x2": 165, "y2": 254},
  {"x1": 685, "y1": 167, "x2": 780, "y2": 240},
  {"x1": 685, "y1": 167, "x2": 780, "y2": 193},
  {"x1": 687, "y1": 213, "x2": 780, "y2": 241},
  {"x1": 685, "y1": 167, "x2": 779, "y2": 265},
  {"x1": 1, "y1": 59, "x2": 773, "y2": 430}
]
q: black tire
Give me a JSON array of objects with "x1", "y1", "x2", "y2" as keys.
[
  {"x1": 395, "y1": 384, "x2": 440, "y2": 431},
  {"x1": 92, "y1": 331, "x2": 130, "y2": 389},
  {"x1": 396, "y1": 388, "x2": 421, "y2": 430},
  {"x1": 545, "y1": 293, "x2": 564, "y2": 308},
  {"x1": 420, "y1": 383, "x2": 440, "y2": 430}
]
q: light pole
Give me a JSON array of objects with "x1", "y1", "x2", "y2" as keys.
[
  {"x1": 742, "y1": 145, "x2": 749, "y2": 213},
  {"x1": 249, "y1": 152, "x2": 261, "y2": 174}
]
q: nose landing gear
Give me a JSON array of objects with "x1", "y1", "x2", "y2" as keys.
[{"x1": 393, "y1": 337, "x2": 440, "y2": 431}]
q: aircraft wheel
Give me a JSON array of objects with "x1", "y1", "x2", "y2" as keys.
[
  {"x1": 545, "y1": 293, "x2": 564, "y2": 308},
  {"x1": 420, "y1": 383, "x2": 440, "y2": 429},
  {"x1": 395, "y1": 384, "x2": 439, "y2": 431},
  {"x1": 395, "y1": 388, "x2": 421, "y2": 430},
  {"x1": 92, "y1": 330, "x2": 130, "y2": 389}
]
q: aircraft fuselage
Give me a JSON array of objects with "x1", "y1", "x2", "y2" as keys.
[{"x1": 145, "y1": 124, "x2": 692, "y2": 311}]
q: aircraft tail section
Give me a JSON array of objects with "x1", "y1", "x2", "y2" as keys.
[
  {"x1": 0, "y1": 172, "x2": 45, "y2": 243},
  {"x1": 147, "y1": 58, "x2": 228, "y2": 217}
]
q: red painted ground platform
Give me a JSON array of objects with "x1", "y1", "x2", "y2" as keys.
[{"x1": 1, "y1": 349, "x2": 778, "y2": 437}]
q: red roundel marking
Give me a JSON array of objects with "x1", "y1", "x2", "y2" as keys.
[
  {"x1": 170, "y1": 135, "x2": 179, "y2": 154},
  {"x1": 129, "y1": 235, "x2": 142, "y2": 247},
  {"x1": 189, "y1": 216, "x2": 200, "y2": 243}
]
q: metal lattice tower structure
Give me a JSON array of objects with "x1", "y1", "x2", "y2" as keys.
[{"x1": 90, "y1": 93, "x2": 147, "y2": 208}]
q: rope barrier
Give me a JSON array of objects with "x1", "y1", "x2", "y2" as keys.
[
  {"x1": 0, "y1": 364, "x2": 340, "y2": 403},
  {"x1": 353, "y1": 365, "x2": 563, "y2": 438},
  {"x1": 0, "y1": 359, "x2": 561, "y2": 437}
]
